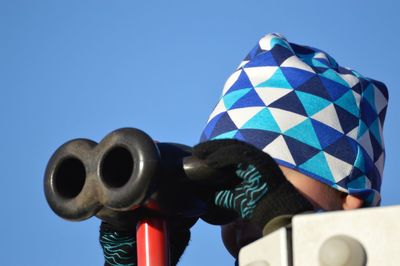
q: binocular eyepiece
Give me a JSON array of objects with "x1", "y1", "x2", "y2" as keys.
[{"x1": 44, "y1": 127, "x2": 237, "y2": 225}]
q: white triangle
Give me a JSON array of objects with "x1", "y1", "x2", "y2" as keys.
[
  {"x1": 339, "y1": 73, "x2": 359, "y2": 88},
  {"x1": 312, "y1": 104, "x2": 344, "y2": 133},
  {"x1": 359, "y1": 131, "x2": 374, "y2": 160},
  {"x1": 243, "y1": 66, "x2": 278, "y2": 87},
  {"x1": 254, "y1": 87, "x2": 293, "y2": 106},
  {"x1": 207, "y1": 100, "x2": 227, "y2": 123},
  {"x1": 375, "y1": 152, "x2": 385, "y2": 178},
  {"x1": 263, "y1": 135, "x2": 295, "y2": 165},
  {"x1": 281, "y1": 56, "x2": 315, "y2": 73},
  {"x1": 346, "y1": 127, "x2": 358, "y2": 140},
  {"x1": 269, "y1": 107, "x2": 307, "y2": 132},
  {"x1": 374, "y1": 84, "x2": 388, "y2": 113},
  {"x1": 324, "y1": 152, "x2": 353, "y2": 182},
  {"x1": 227, "y1": 107, "x2": 265, "y2": 128},
  {"x1": 222, "y1": 70, "x2": 242, "y2": 95}
]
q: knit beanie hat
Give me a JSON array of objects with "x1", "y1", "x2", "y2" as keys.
[{"x1": 200, "y1": 33, "x2": 388, "y2": 206}]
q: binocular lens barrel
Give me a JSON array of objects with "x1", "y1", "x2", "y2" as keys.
[
  {"x1": 100, "y1": 146, "x2": 134, "y2": 189},
  {"x1": 54, "y1": 157, "x2": 86, "y2": 199}
]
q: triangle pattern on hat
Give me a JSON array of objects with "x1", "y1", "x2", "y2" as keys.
[
  {"x1": 268, "y1": 91, "x2": 308, "y2": 116},
  {"x1": 269, "y1": 107, "x2": 307, "y2": 132},
  {"x1": 319, "y1": 76, "x2": 349, "y2": 101},
  {"x1": 270, "y1": 44, "x2": 294, "y2": 65},
  {"x1": 360, "y1": 99, "x2": 378, "y2": 127},
  {"x1": 334, "y1": 104, "x2": 359, "y2": 134},
  {"x1": 374, "y1": 84, "x2": 388, "y2": 113},
  {"x1": 347, "y1": 175, "x2": 371, "y2": 190},
  {"x1": 203, "y1": 112, "x2": 224, "y2": 139},
  {"x1": 363, "y1": 84, "x2": 376, "y2": 112},
  {"x1": 256, "y1": 68, "x2": 293, "y2": 89},
  {"x1": 213, "y1": 130, "x2": 239, "y2": 140},
  {"x1": 243, "y1": 66, "x2": 278, "y2": 88},
  {"x1": 312, "y1": 104, "x2": 343, "y2": 133},
  {"x1": 263, "y1": 135, "x2": 295, "y2": 165},
  {"x1": 325, "y1": 152, "x2": 353, "y2": 183},
  {"x1": 281, "y1": 67, "x2": 316, "y2": 89},
  {"x1": 334, "y1": 90, "x2": 359, "y2": 117},
  {"x1": 280, "y1": 56, "x2": 315, "y2": 73},
  {"x1": 244, "y1": 50, "x2": 278, "y2": 67},
  {"x1": 238, "y1": 129, "x2": 280, "y2": 150},
  {"x1": 284, "y1": 118, "x2": 321, "y2": 149},
  {"x1": 295, "y1": 91, "x2": 331, "y2": 116},
  {"x1": 227, "y1": 106, "x2": 265, "y2": 128},
  {"x1": 359, "y1": 130, "x2": 374, "y2": 161},
  {"x1": 299, "y1": 151, "x2": 335, "y2": 183},
  {"x1": 339, "y1": 72, "x2": 359, "y2": 88},
  {"x1": 230, "y1": 88, "x2": 266, "y2": 109},
  {"x1": 283, "y1": 135, "x2": 321, "y2": 165},
  {"x1": 369, "y1": 118, "x2": 383, "y2": 145},
  {"x1": 311, "y1": 119, "x2": 343, "y2": 149},
  {"x1": 324, "y1": 136, "x2": 357, "y2": 164},
  {"x1": 226, "y1": 70, "x2": 253, "y2": 95},
  {"x1": 223, "y1": 88, "x2": 252, "y2": 109},
  {"x1": 208, "y1": 112, "x2": 238, "y2": 139},
  {"x1": 207, "y1": 99, "x2": 227, "y2": 123},
  {"x1": 296, "y1": 76, "x2": 332, "y2": 101},
  {"x1": 241, "y1": 108, "x2": 281, "y2": 133},
  {"x1": 223, "y1": 70, "x2": 242, "y2": 95},
  {"x1": 375, "y1": 153, "x2": 385, "y2": 178},
  {"x1": 254, "y1": 87, "x2": 293, "y2": 106},
  {"x1": 319, "y1": 69, "x2": 349, "y2": 88}
]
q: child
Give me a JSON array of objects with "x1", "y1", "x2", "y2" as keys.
[{"x1": 197, "y1": 33, "x2": 389, "y2": 259}]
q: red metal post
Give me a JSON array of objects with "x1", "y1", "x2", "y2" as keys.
[{"x1": 137, "y1": 217, "x2": 170, "y2": 266}]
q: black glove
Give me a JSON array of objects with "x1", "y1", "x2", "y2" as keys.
[{"x1": 192, "y1": 139, "x2": 314, "y2": 228}]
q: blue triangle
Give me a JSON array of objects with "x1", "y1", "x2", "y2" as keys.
[
  {"x1": 268, "y1": 91, "x2": 308, "y2": 116},
  {"x1": 334, "y1": 104, "x2": 359, "y2": 134},
  {"x1": 281, "y1": 67, "x2": 316, "y2": 89},
  {"x1": 334, "y1": 90, "x2": 359, "y2": 117},
  {"x1": 226, "y1": 70, "x2": 253, "y2": 94},
  {"x1": 284, "y1": 119, "x2": 321, "y2": 149},
  {"x1": 208, "y1": 112, "x2": 238, "y2": 139},
  {"x1": 295, "y1": 91, "x2": 331, "y2": 116},
  {"x1": 370, "y1": 132, "x2": 383, "y2": 161},
  {"x1": 283, "y1": 135, "x2": 320, "y2": 165},
  {"x1": 257, "y1": 68, "x2": 293, "y2": 89},
  {"x1": 299, "y1": 151, "x2": 335, "y2": 183},
  {"x1": 270, "y1": 44, "x2": 294, "y2": 65},
  {"x1": 238, "y1": 129, "x2": 280, "y2": 150},
  {"x1": 347, "y1": 176, "x2": 368, "y2": 190},
  {"x1": 241, "y1": 108, "x2": 281, "y2": 133},
  {"x1": 320, "y1": 69, "x2": 349, "y2": 88},
  {"x1": 245, "y1": 51, "x2": 278, "y2": 67},
  {"x1": 296, "y1": 76, "x2": 332, "y2": 101},
  {"x1": 231, "y1": 88, "x2": 266, "y2": 109},
  {"x1": 201, "y1": 113, "x2": 224, "y2": 140},
  {"x1": 223, "y1": 88, "x2": 252, "y2": 109},
  {"x1": 320, "y1": 76, "x2": 349, "y2": 101},
  {"x1": 325, "y1": 136, "x2": 357, "y2": 164},
  {"x1": 310, "y1": 119, "x2": 343, "y2": 149},
  {"x1": 360, "y1": 99, "x2": 378, "y2": 127}
]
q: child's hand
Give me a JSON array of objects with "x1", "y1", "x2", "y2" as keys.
[{"x1": 192, "y1": 139, "x2": 314, "y2": 228}]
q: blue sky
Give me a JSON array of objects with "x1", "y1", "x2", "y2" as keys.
[{"x1": 1, "y1": 1, "x2": 399, "y2": 265}]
